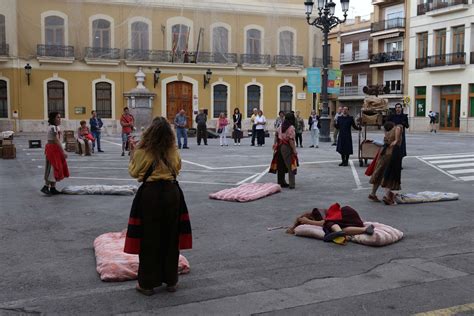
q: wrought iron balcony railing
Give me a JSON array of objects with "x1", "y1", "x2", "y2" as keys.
[
  {"x1": 240, "y1": 54, "x2": 271, "y2": 66},
  {"x1": 85, "y1": 47, "x2": 120, "y2": 59},
  {"x1": 417, "y1": 0, "x2": 468, "y2": 15},
  {"x1": 340, "y1": 51, "x2": 370, "y2": 63},
  {"x1": 416, "y1": 52, "x2": 466, "y2": 69},
  {"x1": 195, "y1": 52, "x2": 238, "y2": 64},
  {"x1": 371, "y1": 18, "x2": 405, "y2": 33},
  {"x1": 124, "y1": 49, "x2": 238, "y2": 64},
  {"x1": 312, "y1": 56, "x2": 333, "y2": 67},
  {"x1": 0, "y1": 43, "x2": 9, "y2": 56},
  {"x1": 274, "y1": 55, "x2": 304, "y2": 67},
  {"x1": 370, "y1": 51, "x2": 404, "y2": 64},
  {"x1": 37, "y1": 45, "x2": 74, "y2": 58},
  {"x1": 340, "y1": 86, "x2": 365, "y2": 96}
]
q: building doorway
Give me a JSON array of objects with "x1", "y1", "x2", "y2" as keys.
[
  {"x1": 166, "y1": 81, "x2": 193, "y2": 127},
  {"x1": 440, "y1": 94, "x2": 460, "y2": 131}
]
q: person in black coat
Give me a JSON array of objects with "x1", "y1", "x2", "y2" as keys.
[
  {"x1": 335, "y1": 107, "x2": 361, "y2": 166},
  {"x1": 387, "y1": 103, "x2": 409, "y2": 165},
  {"x1": 232, "y1": 107, "x2": 243, "y2": 146}
]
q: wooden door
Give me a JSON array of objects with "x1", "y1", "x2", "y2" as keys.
[
  {"x1": 166, "y1": 81, "x2": 193, "y2": 127},
  {"x1": 440, "y1": 95, "x2": 460, "y2": 131}
]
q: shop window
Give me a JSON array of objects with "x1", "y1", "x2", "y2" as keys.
[
  {"x1": 415, "y1": 86, "x2": 426, "y2": 117},
  {"x1": 469, "y1": 84, "x2": 474, "y2": 117}
]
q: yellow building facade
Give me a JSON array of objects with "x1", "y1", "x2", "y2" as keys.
[{"x1": 0, "y1": 0, "x2": 324, "y2": 133}]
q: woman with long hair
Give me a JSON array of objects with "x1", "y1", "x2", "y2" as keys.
[
  {"x1": 270, "y1": 112, "x2": 298, "y2": 189},
  {"x1": 232, "y1": 107, "x2": 242, "y2": 146},
  {"x1": 41, "y1": 112, "x2": 69, "y2": 195},
  {"x1": 126, "y1": 116, "x2": 192, "y2": 296},
  {"x1": 217, "y1": 112, "x2": 229, "y2": 146}
]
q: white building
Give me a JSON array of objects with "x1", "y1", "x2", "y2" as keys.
[{"x1": 408, "y1": 0, "x2": 474, "y2": 133}]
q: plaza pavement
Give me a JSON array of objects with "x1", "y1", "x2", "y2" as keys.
[{"x1": 0, "y1": 131, "x2": 473, "y2": 315}]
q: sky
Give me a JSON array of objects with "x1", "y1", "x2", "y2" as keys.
[{"x1": 335, "y1": 0, "x2": 373, "y2": 19}]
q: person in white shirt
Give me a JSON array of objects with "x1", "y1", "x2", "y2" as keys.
[
  {"x1": 308, "y1": 110, "x2": 320, "y2": 148},
  {"x1": 428, "y1": 110, "x2": 437, "y2": 133},
  {"x1": 255, "y1": 110, "x2": 267, "y2": 147}
]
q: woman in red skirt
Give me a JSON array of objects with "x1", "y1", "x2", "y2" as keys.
[{"x1": 41, "y1": 112, "x2": 69, "y2": 195}]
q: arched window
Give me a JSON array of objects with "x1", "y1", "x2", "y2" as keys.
[
  {"x1": 45, "y1": 16, "x2": 65, "y2": 45},
  {"x1": 172, "y1": 24, "x2": 190, "y2": 52},
  {"x1": 0, "y1": 15, "x2": 5, "y2": 46},
  {"x1": 279, "y1": 31, "x2": 294, "y2": 56},
  {"x1": 0, "y1": 80, "x2": 7, "y2": 118},
  {"x1": 95, "y1": 82, "x2": 112, "y2": 118},
  {"x1": 213, "y1": 84, "x2": 228, "y2": 118},
  {"x1": 246, "y1": 29, "x2": 261, "y2": 54},
  {"x1": 212, "y1": 26, "x2": 228, "y2": 54},
  {"x1": 92, "y1": 19, "x2": 111, "y2": 48},
  {"x1": 131, "y1": 21, "x2": 149, "y2": 50},
  {"x1": 47, "y1": 81, "x2": 65, "y2": 118},
  {"x1": 279, "y1": 85, "x2": 293, "y2": 113},
  {"x1": 247, "y1": 85, "x2": 261, "y2": 118}
]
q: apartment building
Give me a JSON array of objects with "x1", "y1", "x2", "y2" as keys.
[
  {"x1": 408, "y1": 0, "x2": 474, "y2": 132},
  {"x1": 371, "y1": 0, "x2": 408, "y2": 109},
  {"x1": 0, "y1": 0, "x2": 322, "y2": 132},
  {"x1": 333, "y1": 16, "x2": 374, "y2": 117}
]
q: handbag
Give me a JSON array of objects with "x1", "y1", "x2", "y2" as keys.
[{"x1": 217, "y1": 128, "x2": 223, "y2": 133}]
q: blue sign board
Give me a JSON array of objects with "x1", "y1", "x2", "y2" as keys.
[{"x1": 306, "y1": 68, "x2": 321, "y2": 94}]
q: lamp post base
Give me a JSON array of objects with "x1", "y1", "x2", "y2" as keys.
[{"x1": 318, "y1": 116, "x2": 332, "y2": 142}]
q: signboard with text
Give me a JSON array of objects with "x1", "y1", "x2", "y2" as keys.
[
  {"x1": 327, "y1": 69, "x2": 342, "y2": 95},
  {"x1": 306, "y1": 68, "x2": 321, "y2": 94}
]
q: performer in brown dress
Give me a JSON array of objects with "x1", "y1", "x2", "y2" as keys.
[{"x1": 368, "y1": 121, "x2": 402, "y2": 205}]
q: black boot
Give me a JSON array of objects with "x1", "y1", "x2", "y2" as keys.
[{"x1": 339, "y1": 155, "x2": 345, "y2": 166}]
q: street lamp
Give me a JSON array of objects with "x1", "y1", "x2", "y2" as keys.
[
  {"x1": 153, "y1": 68, "x2": 161, "y2": 88},
  {"x1": 24, "y1": 63, "x2": 32, "y2": 86},
  {"x1": 203, "y1": 68, "x2": 212, "y2": 89},
  {"x1": 305, "y1": 0, "x2": 349, "y2": 142}
]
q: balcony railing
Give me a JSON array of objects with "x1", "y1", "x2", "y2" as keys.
[
  {"x1": 85, "y1": 47, "x2": 120, "y2": 59},
  {"x1": 124, "y1": 49, "x2": 239, "y2": 64},
  {"x1": 340, "y1": 86, "x2": 365, "y2": 96},
  {"x1": 37, "y1": 45, "x2": 74, "y2": 58},
  {"x1": 416, "y1": 52, "x2": 465, "y2": 68},
  {"x1": 312, "y1": 56, "x2": 333, "y2": 67},
  {"x1": 240, "y1": 54, "x2": 271, "y2": 66},
  {"x1": 274, "y1": 55, "x2": 304, "y2": 67},
  {"x1": 340, "y1": 51, "x2": 370, "y2": 63},
  {"x1": 195, "y1": 52, "x2": 238, "y2": 64},
  {"x1": 371, "y1": 18, "x2": 405, "y2": 33},
  {"x1": 370, "y1": 51, "x2": 404, "y2": 64},
  {"x1": 417, "y1": 0, "x2": 468, "y2": 15},
  {"x1": 0, "y1": 43, "x2": 9, "y2": 56}
]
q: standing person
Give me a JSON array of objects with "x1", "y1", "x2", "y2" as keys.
[
  {"x1": 77, "y1": 120, "x2": 93, "y2": 156},
  {"x1": 120, "y1": 107, "x2": 135, "y2": 156},
  {"x1": 126, "y1": 116, "x2": 192, "y2": 296},
  {"x1": 308, "y1": 110, "x2": 321, "y2": 148},
  {"x1": 41, "y1": 112, "x2": 69, "y2": 195},
  {"x1": 332, "y1": 107, "x2": 343, "y2": 146},
  {"x1": 270, "y1": 112, "x2": 298, "y2": 189},
  {"x1": 89, "y1": 110, "x2": 104, "y2": 153},
  {"x1": 387, "y1": 103, "x2": 409, "y2": 166},
  {"x1": 274, "y1": 111, "x2": 285, "y2": 130},
  {"x1": 255, "y1": 109, "x2": 267, "y2": 147},
  {"x1": 217, "y1": 112, "x2": 229, "y2": 146},
  {"x1": 295, "y1": 111, "x2": 305, "y2": 147},
  {"x1": 381, "y1": 123, "x2": 403, "y2": 205},
  {"x1": 195, "y1": 109, "x2": 208, "y2": 146},
  {"x1": 250, "y1": 108, "x2": 258, "y2": 146},
  {"x1": 232, "y1": 107, "x2": 242, "y2": 146},
  {"x1": 335, "y1": 106, "x2": 361, "y2": 166},
  {"x1": 174, "y1": 110, "x2": 189, "y2": 149},
  {"x1": 428, "y1": 110, "x2": 437, "y2": 133}
]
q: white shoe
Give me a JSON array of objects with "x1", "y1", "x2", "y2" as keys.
[
  {"x1": 261, "y1": 144, "x2": 265, "y2": 147},
  {"x1": 234, "y1": 143, "x2": 237, "y2": 146},
  {"x1": 238, "y1": 143, "x2": 241, "y2": 146}
]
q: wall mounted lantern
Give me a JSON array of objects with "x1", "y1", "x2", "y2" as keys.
[
  {"x1": 203, "y1": 68, "x2": 212, "y2": 89},
  {"x1": 24, "y1": 63, "x2": 32, "y2": 86},
  {"x1": 153, "y1": 68, "x2": 161, "y2": 88}
]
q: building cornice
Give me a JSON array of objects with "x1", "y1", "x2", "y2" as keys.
[{"x1": 81, "y1": 0, "x2": 306, "y2": 17}]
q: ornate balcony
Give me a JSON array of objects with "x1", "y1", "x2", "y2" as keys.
[
  {"x1": 340, "y1": 51, "x2": 370, "y2": 65},
  {"x1": 312, "y1": 56, "x2": 333, "y2": 67},
  {"x1": 274, "y1": 55, "x2": 304, "y2": 70},
  {"x1": 416, "y1": 52, "x2": 466, "y2": 71},
  {"x1": 371, "y1": 18, "x2": 405, "y2": 33},
  {"x1": 370, "y1": 51, "x2": 404, "y2": 67},
  {"x1": 0, "y1": 43, "x2": 9, "y2": 56},
  {"x1": 84, "y1": 47, "x2": 120, "y2": 65},
  {"x1": 195, "y1": 52, "x2": 238, "y2": 65},
  {"x1": 240, "y1": 54, "x2": 271, "y2": 70},
  {"x1": 36, "y1": 44, "x2": 75, "y2": 64},
  {"x1": 417, "y1": 0, "x2": 468, "y2": 16}
]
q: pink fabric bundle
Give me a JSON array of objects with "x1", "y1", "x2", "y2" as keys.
[
  {"x1": 94, "y1": 231, "x2": 190, "y2": 282},
  {"x1": 209, "y1": 183, "x2": 281, "y2": 202},
  {"x1": 294, "y1": 221, "x2": 403, "y2": 247}
]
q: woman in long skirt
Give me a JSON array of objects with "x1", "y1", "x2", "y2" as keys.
[
  {"x1": 41, "y1": 112, "x2": 69, "y2": 195},
  {"x1": 127, "y1": 117, "x2": 192, "y2": 296}
]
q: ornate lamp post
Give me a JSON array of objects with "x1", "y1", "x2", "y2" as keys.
[{"x1": 305, "y1": 0, "x2": 349, "y2": 142}]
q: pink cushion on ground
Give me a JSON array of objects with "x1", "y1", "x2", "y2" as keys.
[
  {"x1": 350, "y1": 222, "x2": 403, "y2": 247},
  {"x1": 294, "y1": 224, "x2": 325, "y2": 239},
  {"x1": 209, "y1": 183, "x2": 281, "y2": 202},
  {"x1": 293, "y1": 222, "x2": 403, "y2": 247},
  {"x1": 94, "y1": 231, "x2": 190, "y2": 282}
]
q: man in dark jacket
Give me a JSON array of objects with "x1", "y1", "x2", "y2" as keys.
[
  {"x1": 195, "y1": 109, "x2": 208, "y2": 145},
  {"x1": 89, "y1": 110, "x2": 104, "y2": 152},
  {"x1": 335, "y1": 107, "x2": 361, "y2": 166}
]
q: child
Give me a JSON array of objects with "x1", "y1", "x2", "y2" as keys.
[{"x1": 77, "y1": 120, "x2": 94, "y2": 156}]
